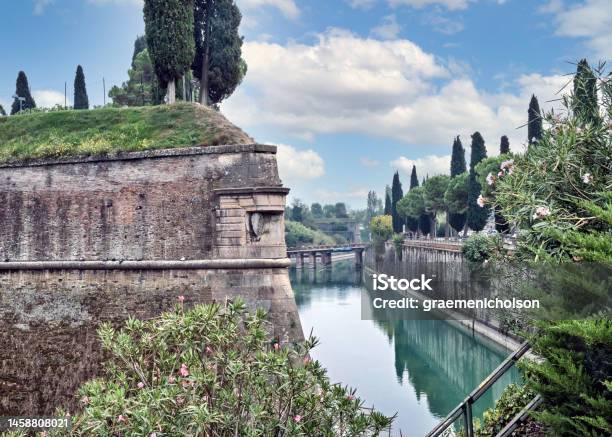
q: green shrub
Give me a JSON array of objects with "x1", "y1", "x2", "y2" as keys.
[
  {"x1": 461, "y1": 234, "x2": 501, "y2": 263},
  {"x1": 520, "y1": 320, "x2": 612, "y2": 436},
  {"x1": 392, "y1": 233, "x2": 404, "y2": 259},
  {"x1": 474, "y1": 384, "x2": 537, "y2": 436},
  {"x1": 285, "y1": 220, "x2": 335, "y2": 248},
  {"x1": 47, "y1": 300, "x2": 393, "y2": 436}
]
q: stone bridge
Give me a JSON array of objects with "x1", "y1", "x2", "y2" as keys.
[{"x1": 287, "y1": 244, "x2": 366, "y2": 268}]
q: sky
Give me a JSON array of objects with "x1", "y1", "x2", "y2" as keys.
[{"x1": 1, "y1": 0, "x2": 610, "y2": 208}]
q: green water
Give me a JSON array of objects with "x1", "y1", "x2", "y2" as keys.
[{"x1": 290, "y1": 260, "x2": 521, "y2": 436}]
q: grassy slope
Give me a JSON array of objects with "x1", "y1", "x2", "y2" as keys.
[{"x1": 0, "y1": 103, "x2": 253, "y2": 164}]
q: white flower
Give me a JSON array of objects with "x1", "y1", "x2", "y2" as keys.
[
  {"x1": 498, "y1": 171, "x2": 504, "y2": 177},
  {"x1": 477, "y1": 195, "x2": 486, "y2": 208},
  {"x1": 486, "y1": 173, "x2": 495, "y2": 186},
  {"x1": 582, "y1": 173, "x2": 593, "y2": 184},
  {"x1": 576, "y1": 127, "x2": 583, "y2": 134},
  {"x1": 500, "y1": 159, "x2": 514, "y2": 171},
  {"x1": 532, "y1": 206, "x2": 551, "y2": 220}
]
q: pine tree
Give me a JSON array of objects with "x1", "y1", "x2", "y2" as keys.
[
  {"x1": 384, "y1": 186, "x2": 392, "y2": 215},
  {"x1": 132, "y1": 35, "x2": 148, "y2": 64},
  {"x1": 410, "y1": 165, "x2": 419, "y2": 189},
  {"x1": 573, "y1": 59, "x2": 599, "y2": 125},
  {"x1": 11, "y1": 71, "x2": 36, "y2": 114},
  {"x1": 0, "y1": 105, "x2": 5, "y2": 116},
  {"x1": 193, "y1": 0, "x2": 246, "y2": 106},
  {"x1": 73, "y1": 65, "x2": 89, "y2": 110},
  {"x1": 528, "y1": 95, "x2": 542, "y2": 145},
  {"x1": 500, "y1": 135, "x2": 510, "y2": 154},
  {"x1": 144, "y1": 0, "x2": 195, "y2": 104},
  {"x1": 467, "y1": 132, "x2": 489, "y2": 231},
  {"x1": 391, "y1": 172, "x2": 404, "y2": 233},
  {"x1": 449, "y1": 136, "x2": 468, "y2": 233}
]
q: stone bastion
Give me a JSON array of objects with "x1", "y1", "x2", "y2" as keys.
[{"x1": 0, "y1": 143, "x2": 303, "y2": 415}]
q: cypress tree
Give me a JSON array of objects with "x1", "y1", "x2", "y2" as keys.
[
  {"x1": 467, "y1": 132, "x2": 489, "y2": 231},
  {"x1": 410, "y1": 165, "x2": 419, "y2": 189},
  {"x1": 193, "y1": 0, "x2": 246, "y2": 106},
  {"x1": 11, "y1": 71, "x2": 36, "y2": 115},
  {"x1": 0, "y1": 105, "x2": 5, "y2": 116},
  {"x1": 573, "y1": 59, "x2": 599, "y2": 125},
  {"x1": 500, "y1": 135, "x2": 510, "y2": 154},
  {"x1": 384, "y1": 186, "x2": 392, "y2": 215},
  {"x1": 74, "y1": 65, "x2": 89, "y2": 110},
  {"x1": 449, "y1": 136, "x2": 467, "y2": 233},
  {"x1": 144, "y1": 0, "x2": 195, "y2": 104},
  {"x1": 391, "y1": 172, "x2": 404, "y2": 233},
  {"x1": 528, "y1": 95, "x2": 542, "y2": 145}
]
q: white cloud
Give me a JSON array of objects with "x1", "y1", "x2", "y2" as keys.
[
  {"x1": 371, "y1": 14, "x2": 402, "y2": 39},
  {"x1": 391, "y1": 154, "x2": 451, "y2": 178},
  {"x1": 346, "y1": 0, "x2": 378, "y2": 9},
  {"x1": 276, "y1": 144, "x2": 325, "y2": 183},
  {"x1": 223, "y1": 28, "x2": 568, "y2": 157},
  {"x1": 32, "y1": 90, "x2": 68, "y2": 108},
  {"x1": 34, "y1": 0, "x2": 53, "y2": 15},
  {"x1": 541, "y1": 0, "x2": 612, "y2": 59},
  {"x1": 424, "y1": 12, "x2": 465, "y2": 34},
  {"x1": 389, "y1": 0, "x2": 472, "y2": 10},
  {"x1": 314, "y1": 188, "x2": 370, "y2": 201},
  {"x1": 361, "y1": 157, "x2": 380, "y2": 167},
  {"x1": 238, "y1": 0, "x2": 300, "y2": 19}
]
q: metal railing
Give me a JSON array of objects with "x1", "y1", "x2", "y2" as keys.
[{"x1": 426, "y1": 341, "x2": 532, "y2": 437}]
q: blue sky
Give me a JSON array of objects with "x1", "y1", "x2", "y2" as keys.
[{"x1": 1, "y1": 0, "x2": 610, "y2": 208}]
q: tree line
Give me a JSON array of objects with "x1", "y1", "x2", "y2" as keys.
[
  {"x1": 1, "y1": 0, "x2": 245, "y2": 114},
  {"x1": 3, "y1": 66, "x2": 90, "y2": 116},
  {"x1": 369, "y1": 59, "x2": 599, "y2": 241}
]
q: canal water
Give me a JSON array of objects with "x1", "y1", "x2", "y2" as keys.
[{"x1": 290, "y1": 259, "x2": 521, "y2": 436}]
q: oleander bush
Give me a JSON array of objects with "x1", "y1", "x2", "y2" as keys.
[{"x1": 44, "y1": 299, "x2": 393, "y2": 437}]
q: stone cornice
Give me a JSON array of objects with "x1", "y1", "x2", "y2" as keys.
[
  {"x1": 0, "y1": 258, "x2": 291, "y2": 270},
  {"x1": 0, "y1": 144, "x2": 277, "y2": 169}
]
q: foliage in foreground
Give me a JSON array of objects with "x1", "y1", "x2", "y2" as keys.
[
  {"x1": 489, "y1": 60, "x2": 612, "y2": 436},
  {"x1": 34, "y1": 300, "x2": 392, "y2": 436},
  {"x1": 521, "y1": 320, "x2": 611, "y2": 436}
]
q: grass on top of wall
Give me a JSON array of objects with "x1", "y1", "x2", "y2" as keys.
[{"x1": 0, "y1": 103, "x2": 253, "y2": 164}]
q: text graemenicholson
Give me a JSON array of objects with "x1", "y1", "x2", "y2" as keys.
[{"x1": 371, "y1": 274, "x2": 540, "y2": 312}]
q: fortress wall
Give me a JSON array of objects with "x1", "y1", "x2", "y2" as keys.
[{"x1": 0, "y1": 144, "x2": 303, "y2": 415}]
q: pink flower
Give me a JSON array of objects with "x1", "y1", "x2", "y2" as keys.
[
  {"x1": 500, "y1": 159, "x2": 514, "y2": 171},
  {"x1": 40, "y1": 432, "x2": 47, "y2": 437},
  {"x1": 205, "y1": 346, "x2": 213, "y2": 355},
  {"x1": 486, "y1": 173, "x2": 495, "y2": 186},
  {"x1": 294, "y1": 415, "x2": 302, "y2": 423},
  {"x1": 179, "y1": 363, "x2": 189, "y2": 377},
  {"x1": 303, "y1": 356, "x2": 312, "y2": 365},
  {"x1": 168, "y1": 375, "x2": 176, "y2": 384},
  {"x1": 178, "y1": 295, "x2": 185, "y2": 303},
  {"x1": 476, "y1": 195, "x2": 486, "y2": 208},
  {"x1": 347, "y1": 394, "x2": 355, "y2": 401},
  {"x1": 80, "y1": 396, "x2": 90, "y2": 405},
  {"x1": 532, "y1": 206, "x2": 551, "y2": 220},
  {"x1": 150, "y1": 433, "x2": 157, "y2": 437},
  {"x1": 498, "y1": 171, "x2": 504, "y2": 177},
  {"x1": 118, "y1": 415, "x2": 126, "y2": 423},
  {"x1": 273, "y1": 343, "x2": 280, "y2": 351},
  {"x1": 137, "y1": 382, "x2": 145, "y2": 389}
]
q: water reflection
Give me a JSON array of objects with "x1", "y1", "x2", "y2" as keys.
[{"x1": 291, "y1": 260, "x2": 520, "y2": 436}]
